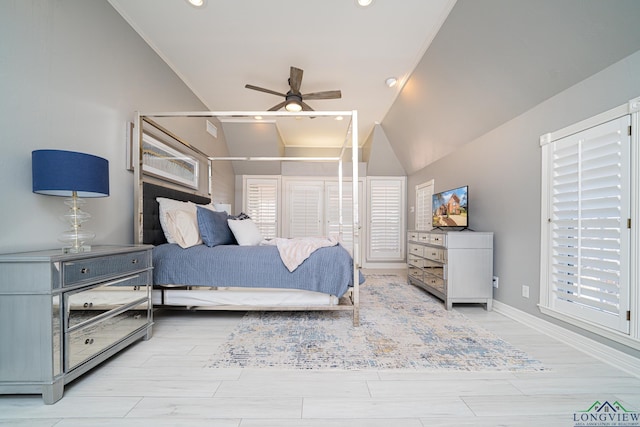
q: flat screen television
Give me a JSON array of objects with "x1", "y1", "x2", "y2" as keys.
[{"x1": 432, "y1": 185, "x2": 468, "y2": 228}]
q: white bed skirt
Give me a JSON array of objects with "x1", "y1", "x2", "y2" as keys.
[{"x1": 151, "y1": 287, "x2": 339, "y2": 307}]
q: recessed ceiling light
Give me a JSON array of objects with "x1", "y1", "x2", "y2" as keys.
[
  {"x1": 254, "y1": 116, "x2": 263, "y2": 120},
  {"x1": 186, "y1": 0, "x2": 206, "y2": 8},
  {"x1": 356, "y1": 0, "x2": 374, "y2": 7},
  {"x1": 385, "y1": 77, "x2": 398, "y2": 88},
  {"x1": 335, "y1": 116, "x2": 344, "y2": 121}
]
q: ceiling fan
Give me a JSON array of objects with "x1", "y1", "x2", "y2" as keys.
[{"x1": 245, "y1": 66, "x2": 342, "y2": 112}]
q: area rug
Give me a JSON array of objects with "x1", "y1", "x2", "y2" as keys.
[{"x1": 207, "y1": 274, "x2": 545, "y2": 371}]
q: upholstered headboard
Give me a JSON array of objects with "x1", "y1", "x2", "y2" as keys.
[{"x1": 142, "y1": 182, "x2": 211, "y2": 246}]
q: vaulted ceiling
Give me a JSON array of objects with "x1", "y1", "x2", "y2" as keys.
[
  {"x1": 108, "y1": 0, "x2": 640, "y2": 175},
  {"x1": 108, "y1": 0, "x2": 456, "y2": 151}
]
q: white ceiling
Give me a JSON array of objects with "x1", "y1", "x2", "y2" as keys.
[{"x1": 107, "y1": 0, "x2": 456, "y2": 148}]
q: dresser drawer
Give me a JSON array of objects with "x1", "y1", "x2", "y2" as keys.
[
  {"x1": 418, "y1": 233, "x2": 430, "y2": 244},
  {"x1": 66, "y1": 271, "x2": 151, "y2": 329},
  {"x1": 407, "y1": 231, "x2": 419, "y2": 242},
  {"x1": 424, "y1": 264, "x2": 445, "y2": 280},
  {"x1": 423, "y1": 247, "x2": 446, "y2": 262},
  {"x1": 408, "y1": 265, "x2": 423, "y2": 282},
  {"x1": 62, "y1": 251, "x2": 150, "y2": 287},
  {"x1": 66, "y1": 304, "x2": 149, "y2": 370},
  {"x1": 408, "y1": 243, "x2": 424, "y2": 257},
  {"x1": 423, "y1": 272, "x2": 446, "y2": 294},
  {"x1": 429, "y1": 233, "x2": 446, "y2": 246},
  {"x1": 407, "y1": 254, "x2": 425, "y2": 268}
]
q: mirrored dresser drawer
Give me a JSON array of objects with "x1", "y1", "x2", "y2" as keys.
[{"x1": 67, "y1": 301, "x2": 149, "y2": 370}]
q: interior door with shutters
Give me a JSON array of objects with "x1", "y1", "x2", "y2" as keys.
[
  {"x1": 366, "y1": 177, "x2": 406, "y2": 262},
  {"x1": 284, "y1": 180, "x2": 324, "y2": 238},
  {"x1": 415, "y1": 180, "x2": 434, "y2": 231},
  {"x1": 325, "y1": 180, "x2": 363, "y2": 255}
]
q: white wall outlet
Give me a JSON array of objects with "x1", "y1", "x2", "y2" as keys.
[
  {"x1": 522, "y1": 285, "x2": 530, "y2": 298},
  {"x1": 492, "y1": 276, "x2": 499, "y2": 288}
]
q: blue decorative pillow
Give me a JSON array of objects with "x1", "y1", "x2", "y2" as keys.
[{"x1": 196, "y1": 206, "x2": 236, "y2": 247}]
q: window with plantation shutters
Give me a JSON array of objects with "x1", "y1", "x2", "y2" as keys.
[
  {"x1": 541, "y1": 115, "x2": 631, "y2": 334},
  {"x1": 415, "y1": 180, "x2": 434, "y2": 231},
  {"x1": 243, "y1": 177, "x2": 280, "y2": 239},
  {"x1": 367, "y1": 177, "x2": 406, "y2": 261}
]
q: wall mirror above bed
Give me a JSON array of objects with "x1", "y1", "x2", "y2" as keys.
[{"x1": 141, "y1": 119, "x2": 209, "y2": 191}]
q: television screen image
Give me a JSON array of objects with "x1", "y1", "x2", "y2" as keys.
[{"x1": 432, "y1": 186, "x2": 468, "y2": 228}]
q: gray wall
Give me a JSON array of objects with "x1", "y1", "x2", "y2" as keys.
[
  {"x1": 0, "y1": 0, "x2": 234, "y2": 253},
  {"x1": 402, "y1": 50, "x2": 640, "y2": 356},
  {"x1": 364, "y1": 124, "x2": 406, "y2": 176}
]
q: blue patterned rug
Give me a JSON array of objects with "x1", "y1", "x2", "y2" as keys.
[{"x1": 207, "y1": 274, "x2": 545, "y2": 371}]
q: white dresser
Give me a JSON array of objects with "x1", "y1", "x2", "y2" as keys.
[
  {"x1": 0, "y1": 245, "x2": 153, "y2": 404},
  {"x1": 407, "y1": 230, "x2": 493, "y2": 310}
]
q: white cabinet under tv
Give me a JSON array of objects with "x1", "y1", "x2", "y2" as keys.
[{"x1": 407, "y1": 230, "x2": 493, "y2": 310}]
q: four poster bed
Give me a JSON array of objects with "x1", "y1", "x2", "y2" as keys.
[{"x1": 133, "y1": 111, "x2": 362, "y2": 326}]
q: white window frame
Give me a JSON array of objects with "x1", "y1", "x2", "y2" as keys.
[
  {"x1": 539, "y1": 97, "x2": 640, "y2": 349},
  {"x1": 415, "y1": 180, "x2": 434, "y2": 231}
]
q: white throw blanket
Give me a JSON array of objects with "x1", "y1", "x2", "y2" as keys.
[{"x1": 263, "y1": 237, "x2": 339, "y2": 272}]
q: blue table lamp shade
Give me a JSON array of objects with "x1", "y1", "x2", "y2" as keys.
[{"x1": 32, "y1": 150, "x2": 109, "y2": 253}]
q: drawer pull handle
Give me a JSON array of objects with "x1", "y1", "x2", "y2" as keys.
[
  {"x1": 131, "y1": 258, "x2": 138, "y2": 264},
  {"x1": 84, "y1": 338, "x2": 94, "y2": 345},
  {"x1": 83, "y1": 302, "x2": 93, "y2": 308},
  {"x1": 80, "y1": 268, "x2": 90, "y2": 274}
]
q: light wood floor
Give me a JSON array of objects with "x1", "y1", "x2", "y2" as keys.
[{"x1": 1, "y1": 273, "x2": 639, "y2": 426}]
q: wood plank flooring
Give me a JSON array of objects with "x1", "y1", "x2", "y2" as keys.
[{"x1": 1, "y1": 271, "x2": 639, "y2": 426}]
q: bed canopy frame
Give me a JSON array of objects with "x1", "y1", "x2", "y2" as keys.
[{"x1": 132, "y1": 110, "x2": 361, "y2": 325}]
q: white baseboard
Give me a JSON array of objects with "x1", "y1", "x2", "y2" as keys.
[
  {"x1": 361, "y1": 262, "x2": 408, "y2": 270},
  {"x1": 493, "y1": 300, "x2": 640, "y2": 379}
]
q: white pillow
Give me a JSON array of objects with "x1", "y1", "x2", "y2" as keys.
[
  {"x1": 227, "y1": 219, "x2": 263, "y2": 246},
  {"x1": 156, "y1": 197, "x2": 215, "y2": 244},
  {"x1": 165, "y1": 209, "x2": 202, "y2": 248},
  {"x1": 157, "y1": 198, "x2": 194, "y2": 244}
]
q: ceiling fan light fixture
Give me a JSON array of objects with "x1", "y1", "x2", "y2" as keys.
[
  {"x1": 356, "y1": 0, "x2": 374, "y2": 7},
  {"x1": 284, "y1": 93, "x2": 303, "y2": 112},
  {"x1": 186, "y1": 0, "x2": 206, "y2": 8},
  {"x1": 285, "y1": 100, "x2": 302, "y2": 112}
]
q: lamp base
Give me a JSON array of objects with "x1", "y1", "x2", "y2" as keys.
[{"x1": 58, "y1": 193, "x2": 96, "y2": 253}]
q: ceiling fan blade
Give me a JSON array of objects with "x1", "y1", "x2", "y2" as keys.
[
  {"x1": 245, "y1": 84, "x2": 286, "y2": 97},
  {"x1": 301, "y1": 101, "x2": 315, "y2": 112},
  {"x1": 302, "y1": 90, "x2": 342, "y2": 100},
  {"x1": 289, "y1": 67, "x2": 303, "y2": 93},
  {"x1": 268, "y1": 101, "x2": 287, "y2": 111}
]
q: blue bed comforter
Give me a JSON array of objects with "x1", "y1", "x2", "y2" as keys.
[{"x1": 152, "y1": 243, "x2": 363, "y2": 298}]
